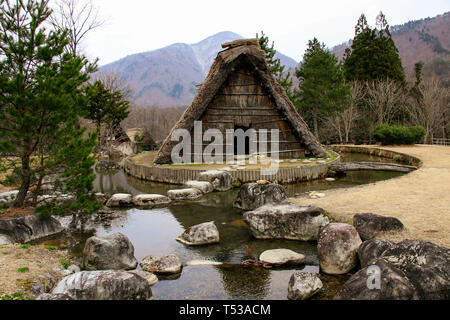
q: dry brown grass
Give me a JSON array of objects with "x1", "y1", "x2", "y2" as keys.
[
  {"x1": 0, "y1": 244, "x2": 73, "y2": 299},
  {"x1": 290, "y1": 145, "x2": 450, "y2": 248}
]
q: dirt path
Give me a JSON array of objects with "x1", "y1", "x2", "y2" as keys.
[{"x1": 290, "y1": 145, "x2": 450, "y2": 248}]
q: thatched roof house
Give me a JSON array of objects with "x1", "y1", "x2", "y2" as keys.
[{"x1": 154, "y1": 39, "x2": 327, "y2": 164}]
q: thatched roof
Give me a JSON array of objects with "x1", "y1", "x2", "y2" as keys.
[{"x1": 154, "y1": 39, "x2": 328, "y2": 164}]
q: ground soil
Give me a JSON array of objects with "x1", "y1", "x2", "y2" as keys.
[{"x1": 290, "y1": 145, "x2": 450, "y2": 248}]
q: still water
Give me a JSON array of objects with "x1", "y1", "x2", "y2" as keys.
[{"x1": 46, "y1": 153, "x2": 405, "y2": 300}]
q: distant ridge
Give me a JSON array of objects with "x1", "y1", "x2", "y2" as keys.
[{"x1": 100, "y1": 31, "x2": 299, "y2": 107}]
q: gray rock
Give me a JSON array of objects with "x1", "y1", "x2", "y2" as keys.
[
  {"x1": 50, "y1": 270, "x2": 152, "y2": 300},
  {"x1": 288, "y1": 272, "x2": 323, "y2": 300},
  {"x1": 94, "y1": 193, "x2": 108, "y2": 205},
  {"x1": 140, "y1": 254, "x2": 182, "y2": 275},
  {"x1": 0, "y1": 214, "x2": 63, "y2": 244},
  {"x1": 336, "y1": 259, "x2": 419, "y2": 300},
  {"x1": 353, "y1": 213, "x2": 404, "y2": 240},
  {"x1": 198, "y1": 170, "x2": 232, "y2": 192},
  {"x1": 167, "y1": 188, "x2": 203, "y2": 201},
  {"x1": 82, "y1": 233, "x2": 138, "y2": 271},
  {"x1": 318, "y1": 223, "x2": 362, "y2": 275},
  {"x1": 95, "y1": 161, "x2": 122, "y2": 172},
  {"x1": 37, "y1": 293, "x2": 74, "y2": 300},
  {"x1": 67, "y1": 265, "x2": 81, "y2": 274},
  {"x1": 105, "y1": 193, "x2": 134, "y2": 208},
  {"x1": 358, "y1": 239, "x2": 396, "y2": 268},
  {"x1": 184, "y1": 181, "x2": 214, "y2": 194},
  {"x1": 243, "y1": 203, "x2": 329, "y2": 241},
  {"x1": 0, "y1": 190, "x2": 19, "y2": 205},
  {"x1": 259, "y1": 249, "x2": 305, "y2": 266},
  {"x1": 133, "y1": 194, "x2": 171, "y2": 207},
  {"x1": 338, "y1": 239, "x2": 450, "y2": 300},
  {"x1": 128, "y1": 270, "x2": 158, "y2": 286},
  {"x1": 176, "y1": 221, "x2": 220, "y2": 246},
  {"x1": 233, "y1": 182, "x2": 289, "y2": 211}
]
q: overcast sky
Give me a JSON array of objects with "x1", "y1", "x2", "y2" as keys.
[{"x1": 81, "y1": 0, "x2": 450, "y2": 66}]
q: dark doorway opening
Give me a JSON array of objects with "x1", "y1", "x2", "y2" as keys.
[{"x1": 234, "y1": 126, "x2": 250, "y2": 156}]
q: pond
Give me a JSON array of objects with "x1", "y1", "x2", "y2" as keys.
[{"x1": 43, "y1": 153, "x2": 405, "y2": 300}]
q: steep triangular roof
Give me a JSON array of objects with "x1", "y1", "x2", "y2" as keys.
[{"x1": 154, "y1": 39, "x2": 327, "y2": 164}]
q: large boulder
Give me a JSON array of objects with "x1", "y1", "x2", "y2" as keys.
[
  {"x1": 140, "y1": 254, "x2": 182, "y2": 275},
  {"x1": 167, "y1": 188, "x2": 203, "y2": 201},
  {"x1": 0, "y1": 214, "x2": 63, "y2": 245},
  {"x1": 353, "y1": 213, "x2": 404, "y2": 240},
  {"x1": 317, "y1": 223, "x2": 362, "y2": 275},
  {"x1": 49, "y1": 270, "x2": 152, "y2": 300},
  {"x1": 198, "y1": 170, "x2": 232, "y2": 192},
  {"x1": 105, "y1": 193, "x2": 134, "y2": 208},
  {"x1": 82, "y1": 233, "x2": 138, "y2": 271},
  {"x1": 337, "y1": 240, "x2": 450, "y2": 300},
  {"x1": 176, "y1": 222, "x2": 220, "y2": 246},
  {"x1": 184, "y1": 181, "x2": 214, "y2": 194},
  {"x1": 358, "y1": 239, "x2": 397, "y2": 268},
  {"x1": 233, "y1": 182, "x2": 289, "y2": 211},
  {"x1": 133, "y1": 194, "x2": 171, "y2": 207},
  {"x1": 288, "y1": 272, "x2": 323, "y2": 300},
  {"x1": 259, "y1": 249, "x2": 305, "y2": 266},
  {"x1": 243, "y1": 203, "x2": 329, "y2": 241}
]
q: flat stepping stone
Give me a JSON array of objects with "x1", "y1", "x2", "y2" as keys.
[
  {"x1": 167, "y1": 188, "x2": 203, "y2": 200},
  {"x1": 133, "y1": 194, "x2": 171, "y2": 207},
  {"x1": 140, "y1": 254, "x2": 182, "y2": 275},
  {"x1": 106, "y1": 193, "x2": 134, "y2": 207},
  {"x1": 184, "y1": 181, "x2": 214, "y2": 194},
  {"x1": 176, "y1": 221, "x2": 220, "y2": 246},
  {"x1": 128, "y1": 270, "x2": 159, "y2": 286},
  {"x1": 259, "y1": 249, "x2": 306, "y2": 266},
  {"x1": 288, "y1": 272, "x2": 323, "y2": 300},
  {"x1": 186, "y1": 260, "x2": 223, "y2": 266}
]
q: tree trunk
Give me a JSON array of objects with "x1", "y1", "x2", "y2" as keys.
[
  {"x1": 13, "y1": 154, "x2": 31, "y2": 208},
  {"x1": 313, "y1": 111, "x2": 319, "y2": 140}
]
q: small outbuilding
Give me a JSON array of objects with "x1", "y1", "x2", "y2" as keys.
[{"x1": 154, "y1": 39, "x2": 327, "y2": 164}]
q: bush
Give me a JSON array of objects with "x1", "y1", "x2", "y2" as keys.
[{"x1": 372, "y1": 124, "x2": 426, "y2": 145}]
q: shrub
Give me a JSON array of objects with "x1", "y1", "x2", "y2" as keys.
[
  {"x1": 60, "y1": 258, "x2": 69, "y2": 270},
  {"x1": 17, "y1": 267, "x2": 29, "y2": 273},
  {"x1": 371, "y1": 124, "x2": 426, "y2": 145}
]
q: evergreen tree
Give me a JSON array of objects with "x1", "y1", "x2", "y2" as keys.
[
  {"x1": 343, "y1": 12, "x2": 405, "y2": 83},
  {"x1": 295, "y1": 38, "x2": 351, "y2": 139},
  {"x1": 257, "y1": 31, "x2": 294, "y2": 99},
  {"x1": 0, "y1": 0, "x2": 98, "y2": 216}
]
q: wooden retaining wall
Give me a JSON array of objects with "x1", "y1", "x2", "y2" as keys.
[
  {"x1": 330, "y1": 145, "x2": 423, "y2": 168},
  {"x1": 124, "y1": 152, "x2": 341, "y2": 185}
]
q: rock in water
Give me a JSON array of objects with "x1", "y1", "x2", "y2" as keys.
[
  {"x1": 176, "y1": 222, "x2": 220, "y2": 246},
  {"x1": 233, "y1": 183, "x2": 289, "y2": 211},
  {"x1": 198, "y1": 170, "x2": 232, "y2": 192},
  {"x1": 167, "y1": 188, "x2": 203, "y2": 201},
  {"x1": 105, "y1": 193, "x2": 134, "y2": 208},
  {"x1": 184, "y1": 181, "x2": 214, "y2": 194},
  {"x1": 128, "y1": 270, "x2": 159, "y2": 286},
  {"x1": 353, "y1": 213, "x2": 404, "y2": 240},
  {"x1": 287, "y1": 272, "x2": 323, "y2": 300},
  {"x1": 82, "y1": 233, "x2": 138, "y2": 271},
  {"x1": 243, "y1": 203, "x2": 329, "y2": 241},
  {"x1": 0, "y1": 214, "x2": 63, "y2": 244},
  {"x1": 133, "y1": 194, "x2": 171, "y2": 207},
  {"x1": 140, "y1": 254, "x2": 182, "y2": 274},
  {"x1": 49, "y1": 271, "x2": 152, "y2": 300},
  {"x1": 317, "y1": 223, "x2": 362, "y2": 275},
  {"x1": 259, "y1": 249, "x2": 305, "y2": 266}
]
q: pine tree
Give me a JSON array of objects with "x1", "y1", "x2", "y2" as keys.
[
  {"x1": 343, "y1": 12, "x2": 405, "y2": 83},
  {"x1": 0, "y1": 0, "x2": 98, "y2": 214},
  {"x1": 295, "y1": 38, "x2": 351, "y2": 140},
  {"x1": 257, "y1": 31, "x2": 294, "y2": 99}
]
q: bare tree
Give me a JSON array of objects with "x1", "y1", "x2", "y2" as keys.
[
  {"x1": 50, "y1": 0, "x2": 105, "y2": 55},
  {"x1": 406, "y1": 77, "x2": 449, "y2": 144},
  {"x1": 92, "y1": 70, "x2": 134, "y2": 102}
]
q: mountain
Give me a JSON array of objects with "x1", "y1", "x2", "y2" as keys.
[
  {"x1": 100, "y1": 31, "x2": 298, "y2": 107},
  {"x1": 332, "y1": 12, "x2": 450, "y2": 82}
]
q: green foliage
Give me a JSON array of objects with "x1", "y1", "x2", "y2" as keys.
[
  {"x1": 44, "y1": 245, "x2": 57, "y2": 250},
  {"x1": 294, "y1": 38, "x2": 351, "y2": 138},
  {"x1": 418, "y1": 31, "x2": 450, "y2": 55},
  {"x1": 371, "y1": 124, "x2": 426, "y2": 145},
  {"x1": 60, "y1": 258, "x2": 69, "y2": 269},
  {"x1": 1, "y1": 292, "x2": 31, "y2": 300},
  {"x1": 17, "y1": 267, "x2": 29, "y2": 273},
  {"x1": 0, "y1": 0, "x2": 98, "y2": 208},
  {"x1": 344, "y1": 13, "x2": 405, "y2": 83},
  {"x1": 20, "y1": 244, "x2": 31, "y2": 249},
  {"x1": 257, "y1": 31, "x2": 293, "y2": 99}
]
